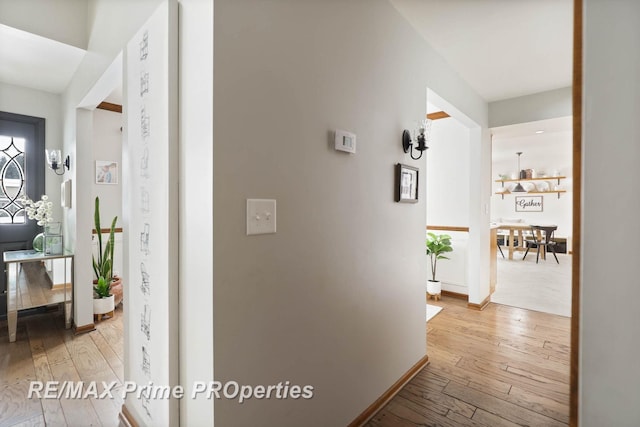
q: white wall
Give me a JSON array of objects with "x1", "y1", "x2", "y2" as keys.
[
  {"x1": 0, "y1": 82, "x2": 63, "y2": 223},
  {"x1": 178, "y1": 0, "x2": 214, "y2": 423},
  {"x1": 92, "y1": 108, "x2": 122, "y2": 225},
  {"x1": 581, "y1": 0, "x2": 640, "y2": 425},
  {"x1": 426, "y1": 115, "x2": 471, "y2": 294},
  {"x1": 489, "y1": 87, "x2": 572, "y2": 128},
  {"x1": 123, "y1": 2, "x2": 180, "y2": 424},
  {"x1": 59, "y1": 1, "x2": 212, "y2": 425},
  {"x1": 427, "y1": 117, "x2": 471, "y2": 227},
  {"x1": 213, "y1": 1, "x2": 488, "y2": 425},
  {"x1": 62, "y1": 0, "x2": 163, "y2": 327},
  {"x1": 427, "y1": 90, "x2": 492, "y2": 305},
  {"x1": 71, "y1": 109, "x2": 94, "y2": 326},
  {"x1": 491, "y1": 130, "x2": 572, "y2": 239},
  {"x1": 432, "y1": 231, "x2": 468, "y2": 294},
  {"x1": 469, "y1": 126, "x2": 493, "y2": 305}
]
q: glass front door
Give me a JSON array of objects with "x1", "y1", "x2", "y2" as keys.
[{"x1": 0, "y1": 111, "x2": 45, "y2": 316}]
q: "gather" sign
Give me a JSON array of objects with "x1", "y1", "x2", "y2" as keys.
[{"x1": 515, "y1": 196, "x2": 543, "y2": 212}]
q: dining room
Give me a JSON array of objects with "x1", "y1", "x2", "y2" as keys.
[{"x1": 490, "y1": 116, "x2": 573, "y2": 317}]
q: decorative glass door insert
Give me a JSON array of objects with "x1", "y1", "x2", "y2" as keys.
[{"x1": 0, "y1": 136, "x2": 26, "y2": 224}]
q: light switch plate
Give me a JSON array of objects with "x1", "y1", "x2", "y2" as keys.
[{"x1": 247, "y1": 199, "x2": 277, "y2": 235}]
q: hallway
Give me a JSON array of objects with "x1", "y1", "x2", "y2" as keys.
[{"x1": 1, "y1": 297, "x2": 570, "y2": 426}]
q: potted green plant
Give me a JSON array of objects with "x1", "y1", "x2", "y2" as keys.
[
  {"x1": 426, "y1": 232, "x2": 453, "y2": 300},
  {"x1": 93, "y1": 276, "x2": 114, "y2": 320},
  {"x1": 92, "y1": 196, "x2": 123, "y2": 307}
]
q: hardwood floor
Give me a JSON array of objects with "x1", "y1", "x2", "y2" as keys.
[
  {"x1": 1, "y1": 297, "x2": 570, "y2": 427},
  {"x1": 367, "y1": 297, "x2": 570, "y2": 427},
  {"x1": 0, "y1": 306, "x2": 123, "y2": 427}
]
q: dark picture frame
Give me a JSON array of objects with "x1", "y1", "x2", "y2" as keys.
[{"x1": 395, "y1": 163, "x2": 419, "y2": 203}]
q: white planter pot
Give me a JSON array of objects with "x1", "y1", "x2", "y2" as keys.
[
  {"x1": 93, "y1": 295, "x2": 115, "y2": 315},
  {"x1": 426, "y1": 280, "x2": 442, "y2": 297}
]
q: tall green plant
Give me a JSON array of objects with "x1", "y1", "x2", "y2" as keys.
[
  {"x1": 92, "y1": 197, "x2": 118, "y2": 281},
  {"x1": 426, "y1": 233, "x2": 453, "y2": 282}
]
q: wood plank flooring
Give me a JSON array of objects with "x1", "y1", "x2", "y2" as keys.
[
  {"x1": 0, "y1": 307, "x2": 123, "y2": 427},
  {"x1": 1, "y1": 297, "x2": 570, "y2": 427},
  {"x1": 367, "y1": 297, "x2": 570, "y2": 427}
]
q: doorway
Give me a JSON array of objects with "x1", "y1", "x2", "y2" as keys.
[
  {"x1": 0, "y1": 112, "x2": 45, "y2": 316},
  {"x1": 425, "y1": 89, "x2": 488, "y2": 308},
  {"x1": 490, "y1": 117, "x2": 573, "y2": 317}
]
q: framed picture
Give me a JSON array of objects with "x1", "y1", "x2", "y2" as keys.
[
  {"x1": 515, "y1": 195, "x2": 543, "y2": 212},
  {"x1": 95, "y1": 160, "x2": 118, "y2": 185},
  {"x1": 395, "y1": 163, "x2": 419, "y2": 203}
]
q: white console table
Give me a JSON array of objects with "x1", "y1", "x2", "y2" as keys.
[{"x1": 3, "y1": 249, "x2": 74, "y2": 342}]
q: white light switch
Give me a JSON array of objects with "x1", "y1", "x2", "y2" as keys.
[{"x1": 247, "y1": 199, "x2": 277, "y2": 235}]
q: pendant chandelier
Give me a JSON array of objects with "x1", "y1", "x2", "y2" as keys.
[{"x1": 512, "y1": 152, "x2": 526, "y2": 193}]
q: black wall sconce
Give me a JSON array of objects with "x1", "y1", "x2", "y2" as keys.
[
  {"x1": 402, "y1": 119, "x2": 431, "y2": 160},
  {"x1": 46, "y1": 149, "x2": 70, "y2": 175}
]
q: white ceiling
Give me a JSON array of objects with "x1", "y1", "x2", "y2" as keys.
[
  {"x1": 1, "y1": 1, "x2": 572, "y2": 103},
  {"x1": 0, "y1": 23, "x2": 85, "y2": 94},
  {"x1": 390, "y1": 0, "x2": 573, "y2": 102},
  {"x1": 491, "y1": 116, "x2": 572, "y2": 141}
]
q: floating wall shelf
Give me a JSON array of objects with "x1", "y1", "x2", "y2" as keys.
[
  {"x1": 494, "y1": 176, "x2": 566, "y2": 184},
  {"x1": 495, "y1": 176, "x2": 567, "y2": 199},
  {"x1": 495, "y1": 190, "x2": 567, "y2": 199}
]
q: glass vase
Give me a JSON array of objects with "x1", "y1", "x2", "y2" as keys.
[
  {"x1": 32, "y1": 233, "x2": 44, "y2": 252},
  {"x1": 44, "y1": 222, "x2": 61, "y2": 235},
  {"x1": 43, "y1": 222, "x2": 63, "y2": 255}
]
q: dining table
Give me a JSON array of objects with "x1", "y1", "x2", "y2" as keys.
[{"x1": 494, "y1": 222, "x2": 556, "y2": 260}]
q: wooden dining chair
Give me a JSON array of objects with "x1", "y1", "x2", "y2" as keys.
[{"x1": 522, "y1": 225, "x2": 559, "y2": 264}]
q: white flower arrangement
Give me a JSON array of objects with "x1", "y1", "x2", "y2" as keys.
[{"x1": 21, "y1": 194, "x2": 54, "y2": 226}]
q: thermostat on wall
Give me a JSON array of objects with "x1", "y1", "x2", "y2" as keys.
[{"x1": 335, "y1": 129, "x2": 356, "y2": 154}]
